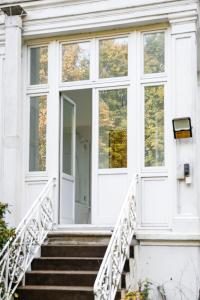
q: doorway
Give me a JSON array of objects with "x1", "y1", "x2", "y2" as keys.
[{"x1": 60, "y1": 89, "x2": 92, "y2": 225}]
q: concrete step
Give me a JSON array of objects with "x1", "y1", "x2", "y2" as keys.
[{"x1": 41, "y1": 245, "x2": 107, "y2": 258}]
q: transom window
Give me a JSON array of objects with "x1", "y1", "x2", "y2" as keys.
[
  {"x1": 30, "y1": 46, "x2": 48, "y2": 85},
  {"x1": 62, "y1": 42, "x2": 90, "y2": 82},
  {"x1": 143, "y1": 32, "x2": 165, "y2": 74},
  {"x1": 99, "y1": 37, "x2": 128, "y2": 79}
]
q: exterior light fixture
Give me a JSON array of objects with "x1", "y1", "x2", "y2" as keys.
[{"x1": 172, "y1": 117, "x2": 192, "y2": 139}]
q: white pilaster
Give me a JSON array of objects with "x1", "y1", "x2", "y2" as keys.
[
  {"x1": 169, "y1": 14, "x2": 199, "y2": 232},
  {"x1": 2, "y1": 16, "x2": 22, "y2": 226}
]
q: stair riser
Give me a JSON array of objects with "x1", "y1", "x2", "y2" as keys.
[
  {"x1": 18, "y1": 290, "x2": 94, "y2": 300},
  {"x1": 47, "y1": 236, "x2": 111, "y2": 245},
  {"x1": 32, "y1": 258, "x2": 103, "y2": 271},
  {"x1": 18, "y1": 289, "x2": 121, "y2": 300},
  {"x1": 26, "y1": 273, "x2": 97, "y2": 286},
  {"x1": 41, "y1": 245, "x2": 107, "y2": 257}
]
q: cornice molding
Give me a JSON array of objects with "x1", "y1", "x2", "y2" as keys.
[
  {"x1": 22, "y1": 4, "x2": 198, "y2": 38},
  {"x1": 0, "y1": 0, "x2": 198, "y2": 38}
]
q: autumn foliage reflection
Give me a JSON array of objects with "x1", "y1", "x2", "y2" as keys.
[
  {"x1": 29, "y1": 96, "x2": 47, "y2": 171},
  {"x1": 99, "y1": 89, "x2": 127, "y2": 169}
]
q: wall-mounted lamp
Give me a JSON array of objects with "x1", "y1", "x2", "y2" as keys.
[{"x1": 172, "y1": 117, "x2": 192, "y2": 139}]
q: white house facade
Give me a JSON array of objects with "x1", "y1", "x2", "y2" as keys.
[{"x1": 0, "y1": 0, "x2": 200, "y2": 299}]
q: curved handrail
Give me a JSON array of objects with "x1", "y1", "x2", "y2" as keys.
[
  {"x1": 0, "y1": 177, "x2": 56, "y2": 300},
  {"x1": 93, "y1": 175, "x2": 138, "y2": 300}
]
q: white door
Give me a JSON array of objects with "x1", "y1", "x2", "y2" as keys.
[{"x1": 60, "y1": 95, "x2": 76, "y2": 224}]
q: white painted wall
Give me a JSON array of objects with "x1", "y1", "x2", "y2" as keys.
[{"x1": 136, "y1": 242, "x2": 200, "y2": 299}]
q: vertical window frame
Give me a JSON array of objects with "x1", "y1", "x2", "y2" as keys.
[
  {"x1": 142, "y1": 82, "x2": 167, "y2": 171},
  {"x1": 27, "y1": 93, "x2": 48, "y2": 175}
]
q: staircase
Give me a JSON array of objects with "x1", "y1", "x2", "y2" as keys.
[{"x1": 17, "y1": 231, "x2": 132, "y2": 300}]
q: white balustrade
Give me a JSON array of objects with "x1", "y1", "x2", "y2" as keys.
[
  {"x1": 0, "y1": 178, "x2": 56, "y2": 300},
  {"x1": 93, "y1": 175, "x2": 138, "y2": 300}
]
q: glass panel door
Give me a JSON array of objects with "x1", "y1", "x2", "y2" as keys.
[{"x1": 60, "y1": 95, "x2": 76, "y2": 224}]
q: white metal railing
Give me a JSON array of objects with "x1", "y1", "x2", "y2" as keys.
[
  {"x1": 0, "y1": 177, "x2": 56, "y2": 300},
  {"x1": 93, "y1": 175, "x2": 138, "y2": 300}
]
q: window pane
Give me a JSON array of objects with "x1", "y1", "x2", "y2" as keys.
[
  {"x1": 62, "y1": 42, "x2": 90, "y2": 82},
  {"x1": 30, "y1": 47, "x2": 48, "y2": 85},
  {"x1": 145, "y1": 85, "x2": 164, "y2": 167},
  {"x1": 63, "y1": 100, "x2": 74, "y2": 175},
  {"x1": 29, "y1": 96, "x2": 47, "y2": 171},
  {"x1": 99, "y1": 37, "x2": 128, "y2": 78},
  {"x1": 99, "y1": 89, "x2": 127, "y2": 169},
  {"x1": 144, "y1": 32, "x2": 165, "y2": 74}
]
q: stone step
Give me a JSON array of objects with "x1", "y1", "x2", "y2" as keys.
[
  {"x1": 41, "y1": 245, "x2": 107, "y2": 258},
  {"x1": 25, "y1": 270, "x2": 98, "y2": 286},
  {"x1": 31, "y1": 256, "x2": 130, "y2": 272},
  {"x1": 47, "y1": 231, "x2": 112, "y2": 245},
  {"x1": 17, "y1": 231, "x2": 133, "y2": 300},
  {"x1": 17, "y1": 285, "x2": 121, "y2": 300},
  {"x1": 32, "y1": 257, "x2": 103, "y2": 271},
  {"x1": 26, "y1": 270, "x2": 126, "y2": 287}
]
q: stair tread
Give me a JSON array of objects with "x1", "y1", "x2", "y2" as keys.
[
  {"x1": 42, "y1": 244, "x2": 108, "y2": 247},
  {"x1": 27, "y1": 270, "x2": 98, "y2": 275},
  {"x1": 34, "y1": 257, "x2": 103, "y2": 260},
  {"x1": 18, "y1": 285, "x2": 94, "y2": 291}
]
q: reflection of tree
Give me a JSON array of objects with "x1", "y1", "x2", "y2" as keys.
[
  {"x1": 99, "y1": 89, "x2": 127, "y2": 168},
  {"x1": 62, "y1": 43, "x2": 90, "y2": 81},
  {"x1": 144, "y1": 32, "x2": 164, "y2": 74},
  {"x1": 99, "y1": 38, "x2": 128, "y2": 78},
  {"x1": 29, "y1": 96, "x2": 47, "y2": 172},
  {"x1": 145, "y1": 86, "x2": 164, "y2": 167},
  {"x1": 38, "y1": 96, "x2": 47, "y2": 171},
  {"x1": 39, "y1": 47, "x2": 48, "y2": 84},
  {"x1": 31, "y1": 46, "x2": 48, "y2": 85}
]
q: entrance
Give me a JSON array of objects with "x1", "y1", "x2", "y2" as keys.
[{"x1": 60, "y1": 89, "x2": 92, "y2": 224}]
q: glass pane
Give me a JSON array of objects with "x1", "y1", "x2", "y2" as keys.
[
  {"x1": 62, "y1": 42, "x2": 90, "y2": 82},
  {"x1": 99, "y1": 89, "x2": 127, "y2": 169},
  {"x1": 144, "y1": 32, "x2": 165, "y2": 74},
  {"x1": 30, "y1": 46, "x2": 48, "y2": 85},
  {"x1": 99, "y1": 37, "x2": 128, "y2": 78},
  {"x1": 145, "y1": 85, "x2": 164, "y2": 167},
  {"x1": 63, "y1": 100, "x2": 74, "y2": 175},
  {"x1": 29, "y1": 96, "x2": 47, "y2": 171}
]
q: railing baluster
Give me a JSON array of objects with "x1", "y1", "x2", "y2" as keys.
[
  {"x1": 0, "y1": 177, "x2": 56, "y2": 300},
  {"x1": 94, "y1": 175, "x2": 138, "y2": 300}
]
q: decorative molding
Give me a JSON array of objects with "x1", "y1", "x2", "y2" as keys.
[
  {"x1": 17, "y1": 1, "x2": 198, "y2": 38},
  {"x1": 169, "y1": 11, "x2": 198, "y2": 34}
]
